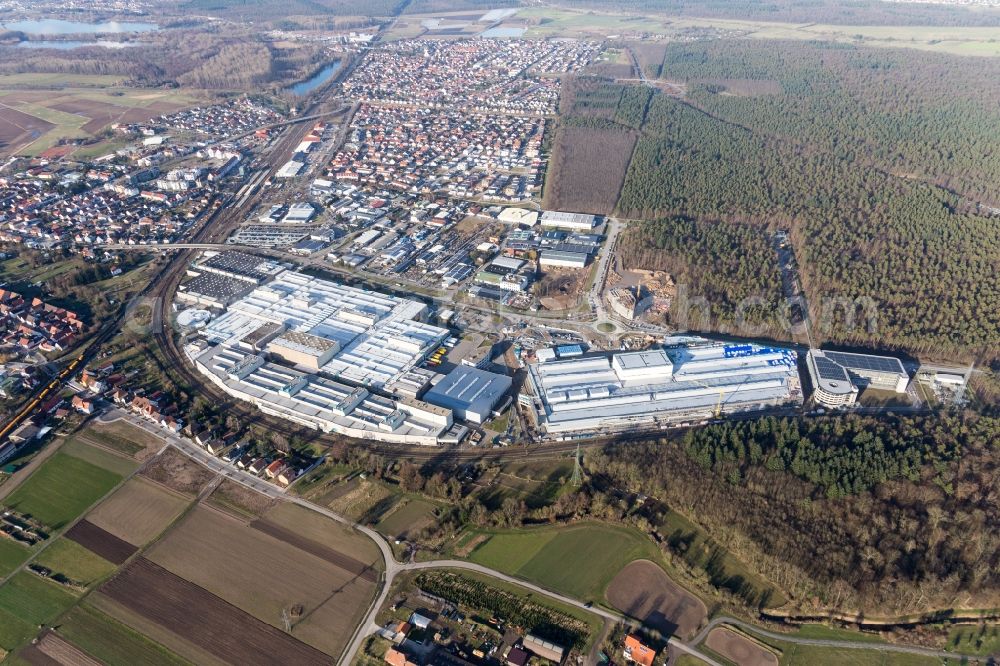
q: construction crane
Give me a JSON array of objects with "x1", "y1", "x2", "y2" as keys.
[{"x1": 692, "y1": 380, "x2": 725, "y2": 418}]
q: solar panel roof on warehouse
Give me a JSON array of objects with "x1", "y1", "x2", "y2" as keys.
[
  {"x1": 823, "y1": 351, "x2": 905, "y2": 374},
  {"x1": 814, "y1": 356, "x2": 851, "y2": 382}
]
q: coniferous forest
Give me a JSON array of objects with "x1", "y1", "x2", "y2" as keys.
[{"x1": 610, "y1": 40, "x2": 1000, "y2": 360}]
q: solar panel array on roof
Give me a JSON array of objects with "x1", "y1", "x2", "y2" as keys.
[
  {"x1": 814, "y1": 356, "x2": 851, "y2": 382},
  {"x1": 823, "y1": 351, "x2": 905, "y2": 374}
]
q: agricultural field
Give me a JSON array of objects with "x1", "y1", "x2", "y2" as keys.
[
  {"x1": 0, "y1": 598, "x2": 37, "y2": 653},
  {"x1": 100, "y1": 558, "x2": 330, "y2": 666},
  {"x1": 64, "y1": 520, "x2": 138, "y2": 565},
  {"x1": 87, "y1": 477, "x2": 191, "y2": 546},
  {"x1": 704, "y1": 627, "x2": 778, "y2": 666},
  {"x1": 374, "y1": 497, "x2": 439, "y2": 541},
  {"x1": 22, "y1": 629, "x2": 105, "y2": 666},
  {"x1": 517, "y1": 7, "x2": 676, "y2": 39},
  {"x1": 0, "y1": 572, "x2": 77, "y2": 647},
  {"x1": 75, "y1": 420, "x2": 167, "y2": 462},
  {"x1": 511, "y1": 7, "x2": 1000, "y2": 56},
  {"x1": 0, "y1": 86, "x2": 197, "y2": 157},
  {"x1": 61, "y1": 438, "x2": 139, "y2": 477},
  {"x1": 139, "y1": 447, "x2": 215, "y2": 497},
  {"x1": 606, "y1": 560, "x2": 707, "y2": 640},
  {"x1": 2, "y1": 450, "x2": 123, "y2": 529},
  {"x1": 209, "y1": 478, "x2": 279, "y2": 518},
  {"x1": 89, "y1": 592, "x2": 227, "y2": 666},
  {"x1": 259, "y1": 501, "x2": 382, "y2": 570},
  {"x1": 467, "y1": 522, "x2": 663, "y2": 602},
  {"x1": 55, "y1": 604, "x2": 191, "y2": 666},
  {"x1": 0, "y1": 538, "x2": 29, "y2": 578},
  {"x1": 145, "y1": 505, "x2": 375, "y2": 659},
  {"x1": 33, "y1": 537, "x2": 116, "y2": 587},
  {"x1": 543, "y1": 125, "x2": 636, "y2": 215}
]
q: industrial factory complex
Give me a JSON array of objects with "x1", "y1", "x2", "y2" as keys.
[
  {"x1": 526, "y1": 343, "x2": 803, "y2": 437},
  {"x1": 179, "y1": 250, "x2": 918, "y2": 446},
  {"x1": 186, "y1": 251, "x2": 465, "y2": 445},
  {"x1": 201, "y1": 266, "x2": 449, "y2": 388}
]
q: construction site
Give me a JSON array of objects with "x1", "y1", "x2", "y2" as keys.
[{"x1": 602, "y1": 262, "x2": 675, "y2": 322}]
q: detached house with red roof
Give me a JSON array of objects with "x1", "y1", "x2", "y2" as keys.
[{"x1": 624, "y1": 635, "x2": 657, "y2": 666}]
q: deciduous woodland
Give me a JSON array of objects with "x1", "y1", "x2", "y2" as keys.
[
  {"x1": 0, "y1": 29, "x2": 330, "y2": 91},
  {"x1": 590, "y1": 413, "x2": 1000, "y2": 615}
]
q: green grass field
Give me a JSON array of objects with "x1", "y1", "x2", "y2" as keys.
[
  {"x1": 946, "y1": 624, "x2": 1000, "y2": 656},
  {"x1": 33, "y1": 538, "x2": 115, "y2": 587},
  {"x1": 468, "y1": 523, "x2": 662, "y2": 602},
  {"x1": 3, "y1": 451, "x2": 123, "y2": 529},
  {"x1": 57, "y1": 604, "x2": 192, "y2": 666},
  {"x1": 0, "y1": 605, "x2": 37, "y2": 651},
  {"x1": 0, "y1": 571, "x2": 77, "y2": 624},
  {"x1": 737, "y1": 627, "x2": 965, "y2": 666},
  {"x1": 61, "y1": 439, "x2": 138, "y2": 477},
  {"x1": 675, "y1": 655, "x2": 711, "y2": 666},
  {"x1": 0, "y1": 539, "x2": 30, "y2": 578},
  {"x1": 74, "y1": 423, "x2": 145, "y2": 458},
  {"x1": 775, "y1": 644, "x2": 959, "y2": 665},
  {"x1": 789, "y1": 624, "x2": 886, "y2": 644},
  {"x1": 375, "y1": 498, "x2": 439, "y2": 539},
  {"x1": 0, "y1": 73, "x2": 126, "y2": 87},
  {"x1": 0, "y1": 256, "x2": 85, "y2": 286}
]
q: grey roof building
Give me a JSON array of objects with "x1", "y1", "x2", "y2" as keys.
[{"x1": 423, "y1": 365, "x2": 512, "y2": 424}]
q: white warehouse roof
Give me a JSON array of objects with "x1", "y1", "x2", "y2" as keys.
[
  {"x1": 203, "y1": 270, "x2": 448, "y2": 387},
  {"x1": 528, "y1": 342, "x2": 801, "y2": 435}
]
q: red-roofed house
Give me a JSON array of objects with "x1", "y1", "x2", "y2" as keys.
[
  {"x1": 624, "y1": 635, "x2": 657, "y2": 666},
  {"x1": 384, "y1": 648, "x2": 418, "y2": 666}
]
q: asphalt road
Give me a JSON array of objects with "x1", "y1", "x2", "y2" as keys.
[{"x1": 691, "y1": 616, "x2": 979, "y2": 662}]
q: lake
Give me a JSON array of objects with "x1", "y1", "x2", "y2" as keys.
[
  {"x1": 15, "y1": 40, "x2": 137, "y2": 49},
  {"x1": 480, "y1": 27, "x2": 526, "y2": 38},
  {"x1": 287, "y1": 60, "x2": 342, "y2": 96},
  {"x1": 3, "y1": 18, "x2": 159, "y2": 35}
]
